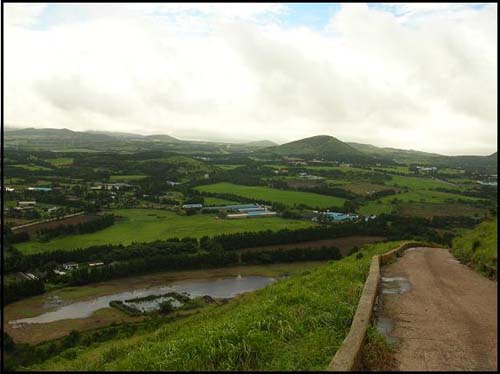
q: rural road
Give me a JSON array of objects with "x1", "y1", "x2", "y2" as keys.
[{"x1": 378, "y1": 247, "x2": 497, "y2": 371}]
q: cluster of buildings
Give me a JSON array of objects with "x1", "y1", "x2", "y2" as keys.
[
  {"x1": 54, "y1": 261, "x2": 104, "y2": 276},
  {"x1": 415, "y1": 166, "x2": 437, "y2": 172},
  {"x1": 312, "y1": 211, "x2": 359, "y2": 222},
  {"x1": 90, "y1": 183, "x2": 132, "y2": 190},
  {"x1": 204, "y1": 203, "x2": 277, "y2": 219},
  {"x1": 298, "y1": 172, "x2": 323, "y2": 180}
]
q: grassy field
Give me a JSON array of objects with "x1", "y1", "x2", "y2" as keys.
[
  {"x1": 357, "y1": 201, "x2": 395, "y2": 216},
  {"x1": 46, "y1": 158, "x2": 74, "y2": 167},
  {"x1": 12, "y1": 164, "x2": 53, "y2": 171},
  {"x1": 341, "y1": 183, "x2": 395, "y2": 195},
  {"x1": 203, "y1": 197, "x2": 240, "y2": 206},
  {"x1": 397, "y1": 203, "x2": 487, "y2": 218},
  {"x1": 109, "y1": 174, "x2": 149, "y2": 181},
  {"x1": 27, "y1": 241, "x2": 407, "y2": 371},
  {"x1": 195, "y1": 183, "x2": 346, "y2": 208},
  {"x1": 385, "y1": 175, "x2": 461, "y2": 190},
  {"x1": 377, "y1": 190, "x2": 484, "y2": 204},
  {"x1": 357, "y1": 189, "x2": 485, "y2": 217},
  {"x1": 15, "y1": 209, "x2": 316, "y2": 254},
  {"x1": 452, "y1": 218, "x2": 497, "y2": 278},
  {"x1": 5, "y1": 262, "x2": 326, "y2": 345}
]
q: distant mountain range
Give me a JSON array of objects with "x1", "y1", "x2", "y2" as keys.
[
  {"x1": 4, "y1": 127, "x2": 497, "y2": 169},
  {"x1": 4, "y1": 127, "x2": 277, "y2": 151}
]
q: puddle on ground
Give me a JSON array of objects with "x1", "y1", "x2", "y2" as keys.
[
  {"x1": 375, "y1": 316, "x2": 399, "y2": 344},
  {"x1": 381, "y1": 276, "x2": 411, "y2": 295},
  {"x1": 447, "y1": 259, "x2": 460, "y2": 264}
]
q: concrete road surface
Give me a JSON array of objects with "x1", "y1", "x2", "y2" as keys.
[{"x1": 378, "y1": 247, "x2": 497, "y2": 371}]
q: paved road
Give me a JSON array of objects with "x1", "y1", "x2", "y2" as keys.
[{"x1": 378, "y1": 247, "x2": 497, "y2": 371}]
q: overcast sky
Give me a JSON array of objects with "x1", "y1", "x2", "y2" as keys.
[{"x1": 4, "y1": 3, "x2": 498, "y2": 155}]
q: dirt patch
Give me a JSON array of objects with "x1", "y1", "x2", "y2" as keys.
[
  {"x1": 377, "y1": 247, "x2": 497, "y2": 371},
  {"x1": 240, "y1": 236, "x2": 386, "y2": 256},
  {"x1": 12, "y1": 214, "x2": 101, "y2": 237}
]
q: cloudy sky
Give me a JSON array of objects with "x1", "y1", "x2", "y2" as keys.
[{"x1": 4, "y1": 3, "x2": 497, "y2": 155}]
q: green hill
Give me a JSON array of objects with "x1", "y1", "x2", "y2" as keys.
[
  {"x1": 348, "y1": 142, "x2": 497, "y2": 170},
  {"x1": 268, "y1": 135, "x2": 364, "y2": 160},
  {"x1": 452, "y1": 217, "x2": 497, "y2": 278}
]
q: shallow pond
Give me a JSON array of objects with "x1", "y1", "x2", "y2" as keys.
[{"x1": 10, "y1": 275, "x2": 275, "y2": 325}]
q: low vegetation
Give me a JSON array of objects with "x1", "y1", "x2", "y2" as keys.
[{"x1": 452, "y1": 218, "x2": 497, "y2": 278}]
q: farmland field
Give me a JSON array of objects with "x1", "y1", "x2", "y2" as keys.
[
  {"x1": 46, "y1": 158, "x2": 74, "y2": 167},
  {"x1": 203, "y1": 197, "x2": 240, "y2": 206},
  {"x1": 195, "y1": 182, "x2": 346, "y2": 208},
  {"x1": 385, "y1": 175, "x2": 461, "y2": 190},
  {"x1": 340, "y1": 182, "x2": 396, "y2": 195},
  {"x1": 397, "y1": 202, "x2": 487, "y2": 218},
  {"x1": 15, "y1": 209, "x2": 316, "y2": 254},
  {"x1": 377, "y1": 190, "x2": 485, "y2": 204}
]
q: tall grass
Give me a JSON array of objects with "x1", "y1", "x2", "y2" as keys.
[
  {"x1": 452, "y1": 218, "x2": 497, "y2": 278},
  {"x1": 28, "y1": 241, "x2": 404, "y2": 371}
]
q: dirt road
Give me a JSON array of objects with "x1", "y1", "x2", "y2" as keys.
[{"x1": 378, "y1": 247, "x2": 497, "y2": 371}]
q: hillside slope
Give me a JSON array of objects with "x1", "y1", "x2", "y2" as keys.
[
  {"x1": 268, "y1": 135, "x2": 363, "y2": 160},
  {"x1": 452, "y1": 218, "x2": 497, "y2": 278},
  {"x1": 27, "y1": 241, "x2": 405, "y2": 371}
]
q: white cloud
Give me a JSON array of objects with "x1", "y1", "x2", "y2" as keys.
[{"x1": 3, "y1": 3, "x2": 498, "y2": 155}]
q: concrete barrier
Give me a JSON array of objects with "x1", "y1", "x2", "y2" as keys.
[{"x1": 328, "y1": 241, "x2": 427, "y2": 371}]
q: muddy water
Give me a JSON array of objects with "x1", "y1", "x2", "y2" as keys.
[{"x1": 10, "y1": 275, "x2": 275, "y2": 325}]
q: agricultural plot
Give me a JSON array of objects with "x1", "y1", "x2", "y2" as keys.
[
  {"x1": 397, "y1": 203, "x2": 487, "y2": 218},
  {"x1": 378, "y1": 190, "x2": 485, "y2": 205},
  {"x1": 15, "y1": 209, "x2": 316, "y2": 254},
  {"x1": 12, "y1": 164, "x2": 53, "y2": 171},
  {"x1": 46, "y1": 158, "x2": 74, "y2": 167},
  {"x1": 357, "y1": 201, "x2": 395, "y2": 216},
  {"x1": 203, "y1": 197, "x2": 240, "y2": 206},
  {"x1": 195, "y1": 182, "x2": 346, "y2": 208},
  {"x1": 385, "y1": 175, "x2": 461, "y2": 191},
  {"x1": 340, "y1": 182, "x2": 396, "y2": 195}
]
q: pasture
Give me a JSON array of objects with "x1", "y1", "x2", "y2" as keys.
[
  {"x1": 385, "y1": 175, "x2": 461, "y2": 191},
  {"x1": 195, "y1": 182, "x2": 346, "y2": 208},
  {"x1": 397, "y1": 203, "x2": 487, "y2": 218},
  {"x1": 15, "y1": 209, "x2": 316, "y2": 254}
]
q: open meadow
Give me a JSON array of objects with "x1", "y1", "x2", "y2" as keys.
[
  {"x1": 195, "y1": 182, "x2": 346, "y2": 208},
  {"x1": 15, "y1": 209, "x2": 316, "y2": 254}
]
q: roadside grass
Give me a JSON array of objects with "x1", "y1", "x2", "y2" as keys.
[
  {"x1": 27, "y1": 241, "x2": 405, "y2": 371},
  {"x1": 195, "y1": 182, "x2": 346, "y2": 208},
  {"x1": 15, "y1": 209, "x2": 316, "y2": 254},
  {"x1": 452, "y1": 218, "x2": 497, "y2": 278},
  {"x1": 361, "y1": 326, "x2": 397, "y2": 371}
]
